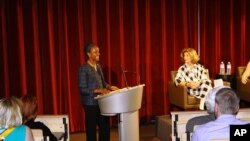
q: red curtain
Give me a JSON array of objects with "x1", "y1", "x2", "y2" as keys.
[
  {"x1": 1, "y1": 0, "x2": 250, "y2": 132},
  {"x1": 199, "y1": 0, "x2": 250, "y2": 76}
]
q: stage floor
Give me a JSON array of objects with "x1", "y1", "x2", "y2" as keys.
[{"x1": 70, "y1": 123, "x2": 162, "y2": 141}]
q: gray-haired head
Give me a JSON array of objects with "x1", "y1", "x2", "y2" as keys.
[
  {"x1": 215, "y1": 87, "x2": 239, "y2": 115},
  {"x1": 205, "y1": 86, "x2": 231, "y2": 114}
]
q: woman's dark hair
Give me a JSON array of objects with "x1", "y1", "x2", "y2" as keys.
[
  {"x1": 84, "y1": 42, "x2": 97, "y2": 55},
  {"x1": 21, "y1": 95, "x2": 38, "y2": 123}
]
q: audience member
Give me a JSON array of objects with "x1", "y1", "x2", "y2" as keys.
[
  {"x1": 0, "y1": 97, "x2": 34, "y2": 141},
  {"x1": 186, "y1": 86, "x2": 229, "y2": 133},
  {"x1": 78, "y1": 42, "x2": 119, "y2": 141},
  {"x1": 191, "y1": 87, "x2": 247, "y2": 141},
  {"x1": 21, "y1": 95, "x2": 57, "y2": 141},
  {"x1": 175, "y1": 48, "x2": 212, "y2": 110},
  {"x1": 241, "y1": 61, "x2": 250, "y2": 84}
]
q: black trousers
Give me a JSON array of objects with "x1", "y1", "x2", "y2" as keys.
[{"x1": 84, "y1": 105, "x2": 110, "y2": 141}]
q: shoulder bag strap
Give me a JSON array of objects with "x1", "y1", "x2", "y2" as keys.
[{"x1": 0, "y1": 128, "x2": 15, "y2": 140}]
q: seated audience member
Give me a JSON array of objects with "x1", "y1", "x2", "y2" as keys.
[
  {"x1": 175, "y1": 48, "x2": 212, "y2": 110},
  {"x1": 0, "y1": 97, "x2": 34, "y2": 141},
  {"x1": 191, "y1": 87, "x2": 247, "y2": 141},
  {"x1": 241, "y1": 61, "x2": 250, "y2": 84},
  {"x1": 186, "y1": 86, "x2": 229, "y2": 133},
  {"x1": 21, "y1": 95, "x2": 57, "y2": 141}
]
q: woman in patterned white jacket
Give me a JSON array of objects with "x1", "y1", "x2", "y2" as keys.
[{"x1": 175, "y1": 48, "x2": 212, "y2": 110}]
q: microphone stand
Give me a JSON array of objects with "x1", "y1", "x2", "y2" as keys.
[
  {"x1": 121, "y1": 67, "x2": 129, "y2": 88},
  {"x1": 121, "y1": 67, "x2": 140, "y2": 87}
]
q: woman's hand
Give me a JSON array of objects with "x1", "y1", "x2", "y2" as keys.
[
  {"x1": 108, "y1": 85, "x2": 119, "y2": 91},
  {"x1": 241, "y1": 76, "x2": 248, "y2": 84},
  {"x1": 187, "y1": 81, "x2": 200, "y2": 89},
  {"x1": 94, "y1": 88, "x2": 111, "y2": 95},
  {"x1": 94, "y1": 86, "x2": 119, "y2": 95}
]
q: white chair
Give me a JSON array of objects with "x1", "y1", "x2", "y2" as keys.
[
  {"x1": 35, "y1": 115, "x2": 69, "y2": 141},
  {"x1": 31, "y1": 129, "x2": 49, "y2": 141}
]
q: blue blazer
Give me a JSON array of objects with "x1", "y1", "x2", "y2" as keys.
[{"x1": 78, "y1": 63, "x2": 108, "y2": 105}]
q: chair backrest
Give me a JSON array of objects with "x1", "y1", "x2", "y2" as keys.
[
  {"x1": 238, "y1": 66, "x2": 246, "y2": 77},
  {"x1": 31, "y1": 129, "x2": 43, "y2": 137},
  {"x1": 206, "y1": 69, "x2": 210, "y2": 79},
  {"x1": 31, "y1": 129, "x2": 50, "y2": 141},
  {"x1": 170, "y1": 71, "x2": 178, "y2": 82},
  {"x1": 35, "y1": 115, "x2": 69, "y2": 141}
]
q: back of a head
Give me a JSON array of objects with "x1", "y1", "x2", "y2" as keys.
[
  {"x1": 0, "y1": 97, "x2": 22, "y2": 129},
  {"x1": 205, "y1": 86, "x2": 230, "y2": 114},
  {"x1": 215, "y1": 88, "x2": 240, "y2": 115},
  {"x1": 21, "y1": 95, "x2": 38, "y2": 123}
]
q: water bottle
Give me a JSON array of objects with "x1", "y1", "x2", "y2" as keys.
[
  {"x1": 227, "y1": 62, "x2": 231, "y2": 75},
  {"x1": 220, "y1": 61, "x2": 225, "y2": 75}
]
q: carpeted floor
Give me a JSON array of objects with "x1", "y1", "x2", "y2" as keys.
[{"x1": 70, "y1": 123, "x2": 162, "y2": 141}]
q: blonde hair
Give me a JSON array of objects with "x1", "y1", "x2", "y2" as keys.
[
  {"x1": 0, "y1": 97, "x2": 23, "y2": 129},
  {"x1": 180, "y1": 48, "x2": 200, "y2": 63}
]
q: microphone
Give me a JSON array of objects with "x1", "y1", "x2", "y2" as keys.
[
  {"x1": 121, "y1": 66, "x2": 140, "y2": 87},
  {"x1": 121, "y1": 66, "x2": 129, "y2": 87}
]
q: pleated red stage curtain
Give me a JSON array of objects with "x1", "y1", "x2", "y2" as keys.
[{"x1": 1, "y1": 0, "x2": 250, "y2": 132}]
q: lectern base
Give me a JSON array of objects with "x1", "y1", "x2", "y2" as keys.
[{"x1": 118, "y1": 111, "x2": 139, "y2": 141}]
